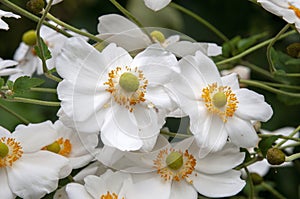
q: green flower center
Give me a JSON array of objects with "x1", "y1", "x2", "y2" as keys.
[
  {"x1": 150, "y1": 30, "x2": 166, "y2": 43},
  {"x1": 0, "y1": 142, "x2": 9, "y2": 158},
  {"x1": 22, "y1": 30, "x2": 37, "y2": 46},
  {"x1": 119, "y1": 72, "x2": 140, "y2": 92},
  {"x1": 166, "y1": 151, "x2": 183, "y2": 170},
  {"x1": 212, "y1": 91, "x2": 227, "y2": 108},
  {"x1": 45, "y1": 141, "x2": 61, "y2": 154}
]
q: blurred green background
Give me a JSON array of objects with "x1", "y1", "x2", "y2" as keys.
[{"x1": 0, "y1": 0, "x2": 299, "y2": 198}]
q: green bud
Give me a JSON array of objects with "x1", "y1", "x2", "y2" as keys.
[
  {"x1": 166, "y1": 151, "x2": 183, "y2": 170},
  {"x1": 266, "y1": 148, "x2": 285, "y2": 165},
  {"x1": 22, "y1": 30, "x2": 37, "y2": 46},
  {"x1": 119, "y1": 72, "x2": 139, "y2": 92},
  {"x1": 26, "y1": 0, "x2": 45, "y2": 14},
  {"x1": 286, "y1": 43, "x2": 300, "y2": 58},
  {"x1": 150, "y1": 30, "x2": 166, "y2": 43},
  {"x1": 212, "y1": 92, "x2": 227, "y2": 108},
  {"x1": 45, "y1": 141, "x2": 61, "y2": 154},
  {"x1": 250, "y1": 172, "x2": 263, "y2": 185},
  {"x1": 0, "y1": 142, "x2": 9, "y2": 158}
]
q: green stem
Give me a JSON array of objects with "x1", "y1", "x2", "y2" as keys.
[
  {"x1": 1, "y1": 86, "x2": 57, "y2": 93},
  {"x1": 275, "y1": 125, "x2": 300, "y2": 148},
  {"x1": 279, "y1": 142, "x2": 300, "y2": 150},
  {"x1": 261, "y1": 182, "x2": 286, "y2": 199},
  {"x1": 160, "y1": 130, "x2": 191, "y2": 139},
  {"x1": 46, "y1": 13, "x2": 104, "y2": 43},
  {"x1": 258, "y1": 134, "x2": 300, "y2": 142},
  {"x1": 216, "y1": 30, "x2": 296, "y2": 65},
  {"x1": 285, "y1": 152, "x2": 300, "y2": 162},
  {"x1": 239, "y1": 79, "x2": 300, "y2": 98},
  {"x1": 44, "y1": 72, "x2": 62, "y2": 82},
  {"x1": 170, "y1": 2, "x2": 229, "y2": 42},
  {"x1": 7, "y1": 97, "x2": 60, "y2": 107},
  {"x1": 240, "y1": 61, "x2": 275, "y2": 81},
  {"x1": 0, "y1": 0, "x2": 71, "y2": 37},
  {"x1": 245, "y1": 167, "x2": 255, "y2": 199},
  {"x1": 267, "y1": 24, "x2": 290, "y2": 73},
  {"x1": 235, "y1": 157, "x2": 259, "y2": 170},
  {"x1": 252, "y1": 81, "x2": 300, "y2": 90},
  {"x1": 109, "y1": 0, "x2": 143, "y2": 28},
  {"x1": 0, "y1": 102, "x2": 29, "y2": 124}
]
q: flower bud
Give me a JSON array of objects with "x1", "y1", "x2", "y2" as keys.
[
  {"x1": 166, "y1": 151, "x2": 183, "y2": 170},
  {"x1": 250, "y1": 172, "x2": 263, "y2": 185},
  {"x1": 0, "y1": 142, "x2": 9, "y2": 158},
  {"x1": 26, "y1": 0, "x2": 45, "y2": 14},
  {"x1": 22, "y1": 30, "x2": 37, "y2": 46},
  {"x1": 266, "y1": 148, "x2": 285, "y2": 165},
  {"x1": 286, "y1": 43, "x2": 300, "y2": 58}
]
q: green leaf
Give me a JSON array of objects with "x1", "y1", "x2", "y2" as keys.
[
  {"x1": 258, "y1": 135, "x2": 280, "y2": 157},
  {"x1": 222, "y1": 36, "x2": 241, "y2": 57},
  {"x1": 0, "y1": 78, "x2": 4, "y2": 88},
  {"x1": 13, "y1": 76, "x2": 45, "y2": 95},
  {"x1": 6, "y1": 80, "x2": 13, "y2": 90},
  {"x1": 237, "y1": 32, "x2": 268, "y2": 52},
  {"x1": 34, "y1": 38, "x2": 52, "y2": 60}
]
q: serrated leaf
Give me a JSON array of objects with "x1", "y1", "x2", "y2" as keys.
[
  {"x1": 34, "y1": 38, "x2": 52, "y2": 60},
  {"x1": 258, "y1": 135, "x2": 280, "y2": 157},
  {"x1": 0, "y1": 78, "x2": 4, "y2": 88},
  {"x1": 13, "y1": 76, "x2": 45, "y2": 94}
]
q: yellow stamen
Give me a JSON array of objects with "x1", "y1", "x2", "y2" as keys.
[
  {"x1": 289, "y1": 4, "x2": 300, "y2": 18},
  {"x1": 100, "y1": 191, "x2": 124, "y2": 199},
  {"x1": 0, "y1": 137, "x2": 23, "y2": 167},
  {"x1": 201, "y1": 83, "x2": 238, "y2": 122}
]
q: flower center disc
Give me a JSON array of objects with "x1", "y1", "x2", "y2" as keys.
[
  {"x1": 0, "y1": 137, "x2": 23, "y2": 167},
  {"x1": 166, "y1": 151, "x2": 183, "y2": 170},
  {"x1": 119, "y1": 72, "x2": 140, "y2": 92},
  {"x1": 43, "y1": 137, "x2": 72, "y2": 157}
]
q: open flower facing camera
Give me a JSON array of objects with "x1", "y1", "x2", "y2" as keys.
[{"x1": 0, "y1": 0, "x2": 299, "y2": 199}]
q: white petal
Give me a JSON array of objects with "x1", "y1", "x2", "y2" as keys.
[
  {"x1": 191, "y1": 170, "x2": 245, "y2": 198},
  {"x1": 0, "y1": 59, "x2": 18, "y2": 69},
  {"x1": 221, "y1": 73, "x2": 240, "y2": 90},
  {"x1": 84, "y1": 175, "x2": 108, "y2": 198},
  {"x1": 127, "y1": 173, "x2": 171, "y2": 199},
  {"x1": 235, "y1": 88, "x2": 273, "y2": 122},
  {"x1": 97, "y1": 14, "x2": 151, "y2": 51},
  {"x1": 66, "y1": 183, "x2": 93, "y2": 199},
  {"x1": 46, "y1": 0, "x2": 63, "y2": 5},
  {"x1": 143, "y1": 0, "x2": 171, "y2": 11},
  {"x1": 226, "y1": 116, "x2": 259, "y2": 148},
  {"x1": 196, "y1": 143, "x2": 245, "y2": 174},
  {"x1": 7, "y1": 151, "x2": 69, "y2": 199},
  {"x1": 0, "y1": 126, "x2": 11, "y2": 137},
  {"x1": 247, "y1": 159, "x2": 270, "y2": 177},
  {"x1": 0, "y1": 169, "x2": 15, "y2": 199},
  {"x1": 170, "y1": 181, "x2": 197, "y2": 199},
  {"x1": 13, "y1": 121, "x2": 58, "y2": 153}
]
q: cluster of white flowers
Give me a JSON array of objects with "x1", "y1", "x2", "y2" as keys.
[{"x1": 0, "y1": 0, "x2": 299, "y2": 198}]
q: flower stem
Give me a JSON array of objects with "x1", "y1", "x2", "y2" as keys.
[
  {"x1": 45, "y1": 13, "x2": 104, "y2": 43},
  {"x1": 258, "y1": 134, "x2": 300, "y2": 142},
  {"x1": 275, "y1": 125, "x2": 300, "y2": 148},
  {"x1": 109, "y1": 0, "x2": 144, "y2": 28},
  {"x1": 0, "y1": 102, "x2": 30, "y2": 124},
  {"x1": 0, "y1": 0, "x2": 71, "y2": 37},
  {"x1": 160, "y1": 130, "x2": 191, "y2": 139},
  {"x1": 285, "y1": 152, "x2": 300, "y2": 162},
  {"x1": 267, "y1": 24, "x2": 290, "y2": 73},
  {"x1": 244, "y1": 167, "x2": 255, "y2": 199},
  {"x1": 7, "y1": 97, "x2": 60, "y2": 107},
  {"x1": 251, "y1": 81, "x2": 300, "y2": 90},
  {"x1": 216, "y1": 30, "x2": 296, "y2": 65},
  {"x1": 235, "y1": 157, "x2": 259, "y2": 170},
  {"x1": 261, "y1": 182, "x2": 287, "y2": 199},
  {"x1": 239, "y1": 79, "x2": 300, "y2": 98},
  {"x1": 240, "y1": 61, "x2": 275, "y2": 81},
  {"x1": 1, "y1": 86, "x2": 57, "y2": 93},
  {"x1": 279, "y1": 142, "x2": 300, "y2": 150},
  {"x1": 170, "y1": 2, "x2": 229, "y2": 42}
]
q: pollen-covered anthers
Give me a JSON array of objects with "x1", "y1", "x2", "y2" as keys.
[
  {"x1": 201, "y1": 83, "x2": 238, "y2": 122},
  {"x1": 104, "y1": 66, "x2": 148, "y2": 112},
  {"x1": 0, "y1": 137, "x2": 23, "y2": 167},
  {"x1": 289, "y1": 4, "x2": 300, "y2": 18},
  {"x1": 100, "y1": 191, "x2": 124, "y2": 199},
  {"x1": 153, "y1": 148, "x2": 196, "y2": 182}
]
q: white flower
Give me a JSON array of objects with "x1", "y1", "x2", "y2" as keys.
[
  {"x1": 0, "y1": 121, "x2": 70, "y2": 199},
  {"x1": 57, "y1": 37, "x2": 179, "y2": 152},
  {"x1": 0, "y1": 9, "x2": 20, "y2": 30},
  {"x1": 247, "y1": 127, "x2": 298, "y2": 176},
  {"x1": 97, "y1": 14, "x2": 222, "y2": 57},
  {"x1": 66, "y1": 170, "x2": 132, "y2": 199},
  {"x1": 100, "y1": 136, "x2": 246, "y2": 198},
  {"x1": 143, "y1": 0, "x2": 172, "y2": 11},
  {"x1": 258, "y1": 0, "x2": 300, "y2": 33},
  {"x1": 10, "y1": 22, "x2": 87, "y2": 81},
  {"x1": 46, "y1": 0, "x2": 63, "y2": 5},
  {"x1": 170, "y1": 51, "x2": 273, "y2": 157},
  {"x1": 0, "y1": 58, "x2": 21, "y2": 76},
  {"x1": 42, "y1": 120, "x2": 99, "y2": 169}
]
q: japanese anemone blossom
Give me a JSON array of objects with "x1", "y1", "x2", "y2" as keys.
[
  {"x1": 97, "y1": 14, "x2": 222, "y2": 57},
  {"x1": 170, "y1": 51, "x2": 273, "y2": 157},
  {"x1": 0, "y1": 121, "x2": 70, "y2": 199},
  {"x1": 258, "y1": 0, "x2": 300, "y2": 33},
  {"x1": 56, "y1": 37, "x2": 179, "y2": 152}
]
